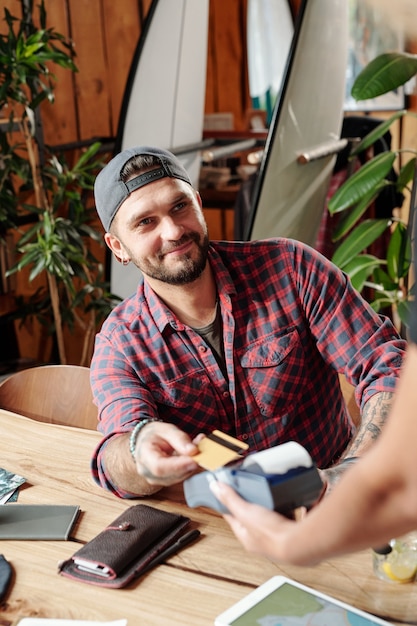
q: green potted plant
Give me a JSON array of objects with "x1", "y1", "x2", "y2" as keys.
[
  {"x1": 0, "y1": 1, "x2": 118, "y2": 365},
  {"x1": 328, "y1": 52, "x2": 417, "y2": 330}
]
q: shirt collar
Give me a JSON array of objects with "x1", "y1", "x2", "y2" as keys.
[{"x1": 141, "y1": 243, "x2": 236, "y2": 332}]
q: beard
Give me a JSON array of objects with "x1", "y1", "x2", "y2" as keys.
[{"x1": 133, "y1": 232, "x2": 210, "y2": 285}]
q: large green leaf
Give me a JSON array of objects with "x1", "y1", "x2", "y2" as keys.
[
  {"x1": 352, "y1": 52, "x2": 417, "y2": 100},
  {"x1": 397, "y1": 157, "x2": 416, "y2": 192},
  {"x1": 397, "y1": 299, "x2": 412, "y2": 327},
  {"x1": 370, "y1": 292, "x2": 398, "y2": 313},
  {"x1": 373, "y1": 267, "x2": 399, "y2": 291},
  {"x1": 387, "y1": 222, "x2": 412, "y2": 280},
  {"x1": 342, "y1": 254, "x2": 381, "y2": 292},
  {"x1": 332, "y1": 219, "x2": 391, "y2": 269},
  {"x1": 350, "y1": 111, "x2": 406, "y2": 156},
  {"x1": 332, "y1": 185, "x2": 385, "y2": 241},
  {"x1": 328, "y1": 153, "x2": 396, "y2": 214},
  {"x1": 74, "y1": 141, "x2": 102, "y2": 169}
]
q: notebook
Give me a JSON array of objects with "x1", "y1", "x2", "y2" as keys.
[{"x1": 0, "y1": 504, "x2": 80, "y2": 540}]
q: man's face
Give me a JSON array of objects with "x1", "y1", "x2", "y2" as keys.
[{"x1": 105, "y1": 177, "x2": 209, "y2": 286}]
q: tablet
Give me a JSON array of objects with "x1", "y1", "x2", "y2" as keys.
[{"x1": 215, "y1": 575, "x2": 393, "y2": 625}]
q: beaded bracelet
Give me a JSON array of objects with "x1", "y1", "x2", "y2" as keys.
[{"x1": 129, "y1": 418, "x2": 161, "y2": 461}]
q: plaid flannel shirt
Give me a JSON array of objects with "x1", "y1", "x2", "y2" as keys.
[{"x1": 90, "y1": 239, "x2": 406, "y2": 497}]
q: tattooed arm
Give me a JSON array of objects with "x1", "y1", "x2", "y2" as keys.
[
  {"x1": 346, "y1": 391, "x2": 393, "y2": 453},
  {"x1": 322, "y1": 391, "x2": 394, "y2": 490}
]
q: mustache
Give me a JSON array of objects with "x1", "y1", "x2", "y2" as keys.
[{"x1": 159, "y1": 233, "x2": 200, "y2": 257}]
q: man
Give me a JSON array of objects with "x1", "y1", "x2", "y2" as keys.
[{"x1": 90, "y1": 145, "x2": 406, "y2": 499}]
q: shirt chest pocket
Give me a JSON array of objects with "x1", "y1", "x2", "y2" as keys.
[
  {"x1": 239, "y1": 329, "x2": 305, "y2": 417},
  {"x1": 147, "y1": 370, "x2": 213, "y2": 410}
]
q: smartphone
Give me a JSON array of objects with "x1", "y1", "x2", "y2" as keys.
[{"x1": 73, "y1": 558, "x2": 111, "y2": 578}]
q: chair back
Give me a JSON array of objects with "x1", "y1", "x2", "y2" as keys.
[{"x1": 0, "y1": 364, "x2": 98, "y2": 429}]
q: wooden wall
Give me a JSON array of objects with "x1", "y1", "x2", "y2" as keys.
[
  {"x1": 0, "y1": 0, "x2": 301, "y2": 141},
  {"x1": 0, "y1": 0, "x2": 259, "y2": 364},
  {"x1": 0, "y1": 0, "x2": 255, "y2": 146}
]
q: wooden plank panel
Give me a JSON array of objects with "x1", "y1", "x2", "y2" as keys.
[
  {"x1": 41, "y1": 0, "x2": 78, "y2": 146},
  {"x1": 102, "y1": 0, "x2": 142, "y2": 138},
  {"x1": 67, "y1": 0, "x2": 112, "y2": 140},
  {"x1": 205, "y1": 0, "x2": 250, "y2": 131}
]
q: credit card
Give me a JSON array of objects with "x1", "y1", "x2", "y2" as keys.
[{"x1": 193, "y1": 430, "x2": 249, "y2": 470}]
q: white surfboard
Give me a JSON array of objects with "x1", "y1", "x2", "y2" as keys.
[
  {"x1": 110, "y1": 0, "x2": 209, "y2": 299},
  {"x1": 246, "y1": 0, "x2": 349, "y2": 246}
]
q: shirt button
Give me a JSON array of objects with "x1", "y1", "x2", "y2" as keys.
[
  {"x1": 241, "y1": 433, "x2": 249, "y2": 441},
  {"x1": 222, "y1": 391, "x2": 229, "y2": 398},
  {"x1": 198, "y1": 345, "x2": 207, "y2": 353}
]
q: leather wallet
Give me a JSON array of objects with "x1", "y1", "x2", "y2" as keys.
[{"x1": 58, "y1": 504, "x2": 191, "y2": 588}]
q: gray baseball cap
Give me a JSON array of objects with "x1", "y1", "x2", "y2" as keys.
[{"x1": 94, "y1": 146, "x2": 193, "y2": 231}]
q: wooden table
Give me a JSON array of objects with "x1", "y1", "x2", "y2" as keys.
[{"x1": 1, "y1": 409, "x2": 416, "y2": 625}]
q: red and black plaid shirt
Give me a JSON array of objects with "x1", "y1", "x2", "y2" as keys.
[{"x1": 90, "y1": 239, "x2": 406, "y2": 497}]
